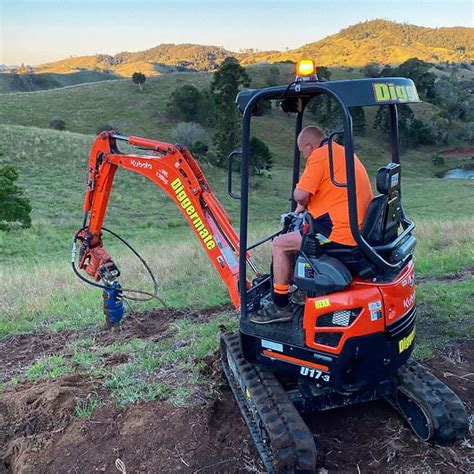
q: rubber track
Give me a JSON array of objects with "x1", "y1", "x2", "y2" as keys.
[
  {"x1": 221, "y1": 332, "x2": 317, "y2": 473},
  {"x1": 391, "y1": 359, "x2": 469, "y2": 443}
]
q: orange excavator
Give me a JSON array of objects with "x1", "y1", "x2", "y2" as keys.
[{"x1": 73, "y1": 60, "x2": 469, "y2": 473}]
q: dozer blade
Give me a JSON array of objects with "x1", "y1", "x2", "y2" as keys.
[
  {"x1": 385, "y1": 359, "x2": 469, "y2": 443},
  {"x1": 221, "y1": 332, "x2": 317, "y2": 474}
]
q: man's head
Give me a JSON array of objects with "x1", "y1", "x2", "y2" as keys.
[{"x1": 297, "y1": 126, "x2": 325, "y2": 159}]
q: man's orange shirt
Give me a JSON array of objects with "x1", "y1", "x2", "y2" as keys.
[{"x1": 296, "y1": 142, "x2": 373, "y2": 246}]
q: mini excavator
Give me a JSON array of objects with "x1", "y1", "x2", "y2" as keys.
[{"x1": 73, "y1": 60, "x2": 469, "y2": 473}]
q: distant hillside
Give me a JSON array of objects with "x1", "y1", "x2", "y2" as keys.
[
  {"x1": 28, "y1": 20, "x2": 473, "y2": 78},
  {"x1": 36, "y1": 44, "x2": 232, "y2": 76},
  {"x1": 239, "y1": 20, "x2": 474, "y2": 66},
  {"x1": 0, "y1": 70, "x2": 119, "y2": 94}
]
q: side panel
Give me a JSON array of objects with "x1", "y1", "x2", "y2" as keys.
[
  {"x1": 379, "y1": 260, "x2": 416, "y2": 324},
  {"x1": 303, "y1": 286, "x2": 384, "y2": 355}
]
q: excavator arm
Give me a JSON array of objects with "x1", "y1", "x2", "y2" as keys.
[{"x1": 77, "y1": 130, "x2": 248, "y2": 308}]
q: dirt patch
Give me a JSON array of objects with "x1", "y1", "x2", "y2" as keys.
[
  {"x1": 0, "y1": 305, "x2": 232, "y2": 383},
  {"x1": 0, "y1": 374, "x2": 96, "y2": 474},
  {"x1": 2, "y1": 384, "x2": 260, "y2": 474},
  {"x1": 439, "y1": 147, "x2": 474, "y2": 157},
  {"x1": 0, "y1": 330, "x2": 78, "y2": 383},
  {"x1": 417, "y1": 265, "x2": 474, "y2": 284},
  {"x1": 311, "y1": 341, "x2": 473, "y2": 472},
  {"x1": 0, "y1": 336, "x2": 472, "y2": 473}
]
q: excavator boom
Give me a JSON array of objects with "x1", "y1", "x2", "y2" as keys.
[{"x1": 78, "y1": 131, "x2": 246, "y2": 308}]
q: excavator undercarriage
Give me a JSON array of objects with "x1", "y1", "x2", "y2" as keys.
[{"x1": 221, "y1": 331, "x2": 469, "y2": 472}]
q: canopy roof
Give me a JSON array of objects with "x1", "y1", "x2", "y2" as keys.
[{"x1": 236, "y1": 77, "x2": 421, "y2": 115}]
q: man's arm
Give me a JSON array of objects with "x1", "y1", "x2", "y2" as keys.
[{"x1": 294, "y1": 188, "x2": 310, "y2": 214}]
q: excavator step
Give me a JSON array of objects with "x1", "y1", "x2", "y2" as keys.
[
  {"x1": 385, "y1": 359, "x2": 469, "y2": 443},
  {"x1": 220, "y1": 331, "x2": 317, "y2": 474}
]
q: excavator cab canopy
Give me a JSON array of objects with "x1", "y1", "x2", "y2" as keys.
[
  {"x1": 236, "y1": 77, "x2": 421, "y2": 115},
  {"x1": 233, "y1": 71, "x2": 421, "y2": 316}
]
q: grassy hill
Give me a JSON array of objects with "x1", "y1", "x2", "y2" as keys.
[
  {"x1": 29, "y1": 20, "x2": 473, "y2": 78},
  {"x1": 0, "y1": 70, "x2": 119, "y2": 94},
  {"x1": 241, "y1": 20, "x2": 474, "y2": 66},
  {"x1": 36, "y1": 44, "x2": 233, "y2": 76}
]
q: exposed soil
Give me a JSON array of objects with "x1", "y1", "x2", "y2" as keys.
[
  {"x1": 0, "y1": 310, "x2": 472, "y2": 473},
  {"x1": 439, "y1": 147, "x2": 474, "y2": 157},
  {"x1": 0, "y1": 305, "x2": 232, "y2": 383},
  {"x1": 310, "y1": 340, "x2": 473, "y2": 473},
  {"x1": 416, "y1": 265, "x2": 474, "y2": 284}
]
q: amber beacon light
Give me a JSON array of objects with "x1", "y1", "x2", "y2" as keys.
[{"x1": 295, "y1": 59, "x2": 318, "y2": 82}]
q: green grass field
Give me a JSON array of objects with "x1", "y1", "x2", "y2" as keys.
[
  {"x1": 0, "y1": 67, "x2": 472, "y2": 407},
  {"x1": 0, "y1": 70, "x2": 119, "y2": 94}
]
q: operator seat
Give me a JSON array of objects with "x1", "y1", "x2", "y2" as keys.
[
  {"x1": 324, "y1": 163, "x2": 406, "y2": 278},
  {"x1": 362, "y1": 162, "x2": 401, "y2": 246}
]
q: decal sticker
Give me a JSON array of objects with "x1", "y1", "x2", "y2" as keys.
[
  {"x1": 373, "y1": 82, "x2": 419, "y2": 103},
  {"x1": 171, "y1": 177, "x2": 216, "y2": 250},
  {"x1": 156, "y1": 168, "x2": 169, "y2": 185},
  {"x1": 391, "y1": 173, "x2": 399, "y2": 188},
  {"x1": 130, "y1": 159, "x2": 152, "y2": 170},
  {"x1": 399, "y1": 328, "x2": 416, "y2": 353},
  {"x1": 261, "y1": 339, "x2": 283, "y2": 352},
  {"x1": 403, "y1": 294, "x2": 416, "y2": 309},
  {"x1": 300, "y1": 366, "x2": 330, "y2": 382},
  {"x1": 315, "y1": 298, "x2": 331, "y2": 309},
  {"x1": 369, "y1": 300, "x2": 383, "y2": 321}
]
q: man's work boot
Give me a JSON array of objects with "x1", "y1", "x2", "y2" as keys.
[
  {"x1": 250, "y1": 301, "x2": 294, "y2": 324},
  {"x1": 290, "y1": 289, "x2": 307, "y2": 306}
]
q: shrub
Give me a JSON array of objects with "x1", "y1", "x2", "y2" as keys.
[
  {"x1": 189, "y1": 141, "x2": 208, "y2": 157},
  {"x1": 249, "y1": 137, "x2": 273, "y2": 175},
  {"x1": 173, "y1": 122, "x2": 209, "y2": 148},
  {"x1": 431, "y1": 155, "x2": 445, "y2": 166},
  {"x1": 167, "y1": 84, "x2": 206, "y2": 122},
  {"x1": 49, "y1": 118, "x2": 66, "y2": 130},
  {"x1": 96, "y1": 124, "x2": 117, "y2": 134},
  {"x1": 0, "y1": 165, "x2": 32, "y2": 231}
]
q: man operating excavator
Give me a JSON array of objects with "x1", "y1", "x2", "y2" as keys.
[{"x1": 251, "y1": 125, "x2": 374, "y2": 324}]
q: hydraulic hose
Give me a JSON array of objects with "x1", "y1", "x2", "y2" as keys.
[{"x1": 71, "y1": 226, "x2": 166, "y2": 306}]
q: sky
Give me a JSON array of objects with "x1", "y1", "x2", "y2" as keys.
[{"x1": 0, "y1": 0, "x2": 473, "y2": 65}]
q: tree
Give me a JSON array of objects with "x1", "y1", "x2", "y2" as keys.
[
  {"x1": 167, "y1": 85, "x2": 205, "y2": 122},
  {"x1": 373, "y1": 104, "x2": 414, "y2": 134},
  {"x1": 210, "y1": 57, "x2": 250, "y2": 166},
  {"x1": 307, "y1": 67, "x2": 340, "y2": 130},
  {"x1": 408, "y1": 119, "x2": 436, "y2": 146},
  {"x1": 361, "y1": 62, "x2": 380, "y2": 77},
  {"x1": 374, "y1": 104, "x2": 416, "y2": 148},
  {"x1": 265, "y1": 66, "x2": 281, "y2": 87},
  {"x1": 396, "y1": 58, "x2": 436, "y2": 100},
  {"x1": 350, "y1": 106, "x2": 366, "y2": 135},
  {"x1": 249, "y1": 137, "x2": 273, "y2": 174},
  {"x1": 0, "y1": 165, "x2": 32, "y2": 231},
  {"x1": 132, "y1": 72, "x2": 146, "y2": 91},
  {"x1": 465, "y1": 122, "x2": 474, "y2": 141}
]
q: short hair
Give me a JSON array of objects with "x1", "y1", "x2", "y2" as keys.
[{"x1": 298, "y1": 126, "x2": 325, "y2": 146}]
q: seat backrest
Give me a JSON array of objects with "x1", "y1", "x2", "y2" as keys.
[{"x1": 362, "y1": 163, "x2": 401, "y2": 246}]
